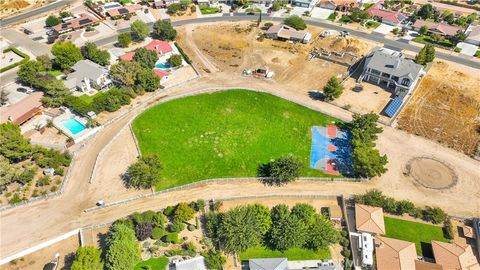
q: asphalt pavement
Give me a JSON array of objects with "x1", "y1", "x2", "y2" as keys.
[
  {"x1": 0, "y1": 0, "x2": 75, "y2": 27},
  {"x1": 94, "y1": 14, "x2": 480, "y2": 69}
]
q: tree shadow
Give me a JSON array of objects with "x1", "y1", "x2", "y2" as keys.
[
  {"x1": 256, "y1": 162, "x2": 278, "y2": 186},
  {"x1": 420, "y1": 242, "x2": 434, "y2": 259},
  {"x1": 120, "y1": 173, "x2": 132, "y2": 189},
  {"x1": 60, "y1": 252, "x2": 75, "y2": 270},
  {"x1": 308, "y1": 91, "x2": 324, "y2": 101}
]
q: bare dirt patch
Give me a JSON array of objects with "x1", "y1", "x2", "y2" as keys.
[
  {"x1": 397, "y1": 61, "x2": 480, "y2": 155},
  {"x1": 0, "y1": 0, "x2": 53, "y2": 19},
  {"x1": 405, "y1": 157, "x2": 457, "y2": 190}
]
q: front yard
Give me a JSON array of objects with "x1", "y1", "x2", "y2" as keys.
[
  {"x1": 240, "y1": 245, "x2": 331, "y2": 261},
  {"x1": 199, "y1": 5, "x2": 221, "y2": 15},
  {"x1": 414, "y1": 35, "x2": 453, "y2": 48},
  {"x1": 384, "y1": 217, "x2": 448, "y2": 258}
]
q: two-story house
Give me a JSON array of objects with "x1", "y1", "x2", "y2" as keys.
[
  {"x1": 361, "y1": 47, "x2": 424, "y2": 97},
  {"x1": 65, "y1": 60, "x2": 112, "y2": 92}
]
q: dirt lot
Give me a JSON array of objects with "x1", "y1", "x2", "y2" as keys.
[
  {"x1": 2, "y1": 234, "x2": 79, "y2": 270},
  {"x1": 176, "y1": 22, "x2": 375, "y2": 93},
  {"x1": 0, "y1": 0, "x2": 54, "y2": 19},
  {"x1": 397, "y1": 61, "x2": 480, "y2": 155}
]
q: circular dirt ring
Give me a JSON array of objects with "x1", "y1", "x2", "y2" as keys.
[{"x1": 405, "y1": 157, "x2": 457, "y2": 190}]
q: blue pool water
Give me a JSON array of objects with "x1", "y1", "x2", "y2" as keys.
[
  {"x1": 63, "y1": 118, "x2": 87, "y2": 135},
  {"x1": 155, "y1": 63, "x2": 171, "y2": 69}
]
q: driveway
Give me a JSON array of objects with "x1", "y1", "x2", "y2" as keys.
[
  {"x1": 311, "y1": 7, "x2": 333, "y2": 20},
  {"x1": 1, "y1": 29, "x2": 51, "y2": 57},
  {"x1": 456, "y1": 42, "x2": 478, "y2": 56},
  {"x1": 374, "y1": 23, "x2": 395, "y2": 35}
]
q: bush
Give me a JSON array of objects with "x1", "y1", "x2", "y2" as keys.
[
  {"x1": 36, "y1": 176, "x2": 51, "y2": 187},
  {"x1": 135, "y1": 222, "x2": 153, "y2": 241},
  {"x1": 167, "y1": 220, "x2": 185, "y2": 233},
  {"x1": 9, "y1": 193, "x2": 23, "y2": 204},
  {"x1": 187, "y1": 224, "x2": 196, "y2": 231},
  {"x1": 164, "y1": 205, "x2": 175, "y2": 216},
  {"x1": 283, "y1": 15, "x2": 306, "y2": 30},
  {"x1": 163, "y1": 233, "x2": 179, "y2": 244},
  {"x1": 328, "y1": 12, "x2": 337, "y2": 21},
  {"x1": 340, "y1": 15, "x2": 351, "y2": 23},
  {"x1": 151, "y1": 227, "x2": 165, "y2": 239},
  {"x1": 167, "y1": 54, "x2": 183, "y2": 67},
  {"x1": 93, "y1": 87, "x2": 131, "y2": 113},
  {"x1": 173, "y1": 42, "x2": 191, "y2": 64},
  {"x1": 46, "y1": 15, "x2": 61, "y2": 27},
  {"x1": 341, "y1": 248, "x2": 351, "y2": 258},
  {"x1": 443, "y1": 218, "x2": 454, "y2": 240},
  {"x1": 423, "y1": 206, "x2": 447, "y2": 224}
]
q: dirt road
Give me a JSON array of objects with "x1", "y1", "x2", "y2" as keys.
[{"x1": 1, "y1": 24, "x2": 479, "y2": 261}]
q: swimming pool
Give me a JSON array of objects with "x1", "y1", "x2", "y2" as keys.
[
  {"x1": 62, "y1": 118, "x2": 87, "y2": 135},
  {"x1": 155, "y1": 63, "x2": 171, "y2": 69}
]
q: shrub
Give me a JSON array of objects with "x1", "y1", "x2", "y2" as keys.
[
  {"x1": 283, "y1": 15, "x2": 306, "y2": 30},
  {"x1": 164, "y1": 205, "x2": 175, "y2": 216},
  {"x1": 328, "y1": 12, "x2": 337, "y2": 21},
  {"x1": 167, "y1": 220, "x2": 185, "y2": 233},
  {"x1": 341, "y1": 248, "x2": 351, "y2": 258},
  {"x1": 174, "y1": 42, "x2": 191, "y2": 64},
  {"x1": 135, "y1": 222, "x2": 153, "y2": 241},
  {"x1": 46, "y1": 15, "x2": 61, "y2": 27},
  {"x1": 167, "y1": 54, "x2": 183, "y2": 67},
  {"x1": 443, "y1": 218, "x2": 454, "y2": 240},
  {"x1": 151, "y1": 227, "x2": 165, "y2": 239},
  {"x1": 163, "y1": 233, "x2": 179, "y2": 244},
  {"x1": 259, "y1": 155, "x2": 303, "y2": 186},
  {"x1": 36, "y1": 176, "x2": 51, "y2": 187},
  {"x1": 9, "y1": 193, "x2": 23, "y2": 204},
  {"x1": 340, "y1": 15, "x2": 351, "y2": 23},
  {"x1": 187, "y1": 224, "x2": 196, "y2": 231},
  {"x1": 423, "y1": 206, "x2": 447, "y2": 224}
]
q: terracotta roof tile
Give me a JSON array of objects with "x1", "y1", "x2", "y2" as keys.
[{"x1": 355, "y1": 204, "x2": 386, "y2": 234}]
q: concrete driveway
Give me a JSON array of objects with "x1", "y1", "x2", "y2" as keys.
[
  {"x1": 374, "y1": 23, "x2": 395, "y2": 35},
  {"x1": 311, "y1": 7, "x2": 333, "y2": 20},
  {"x1": 457, "y1": 42, "x2": 478, "y2": 56}
]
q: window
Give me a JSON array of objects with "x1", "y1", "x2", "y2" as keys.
[{"x1": 401, "y1": 78, "x2": 410, "y2": 86}]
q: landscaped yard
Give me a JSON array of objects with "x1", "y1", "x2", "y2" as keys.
[
  {"x1": 134, "y1": 256, "x2": 169, "y2": 270},
  {"x1": 240, "y1": 245, "x2": 331, "y2": 261},
  {"x1": 199, "y1": 5, "x2": 221, "y2": 14},
  {"x1": 384, "y1": 217, "x2": 448, "y2": 258},
  {"x1": 365, "y1": 20, "x2": 380, "y2": 29},
  {"x1": 132, "y1": 90, "x2": 342, "y2": 190},
  {"x1": 414, "y1": 35, "x2": 453, "y2": 48}
]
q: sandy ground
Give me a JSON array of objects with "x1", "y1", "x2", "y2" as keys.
[
  {"x1": 397, "y1": 61, "x2": 480, "y2": 155},
  {"x1": 0, "y1": 0, "x2": 54, "y2": 19},
  {"x1": 1, "y1": 22, "x2": 480, "y2": 262},
  {"x1": 1, "y1": 234, "x2": 79, "y2": 270}
]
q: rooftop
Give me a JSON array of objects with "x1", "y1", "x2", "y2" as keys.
[
  {"x1": 375, "y1": 236, "x2": 417, "y2": 270},
  {"x1": 266, "y1": 24, "x2": 310, "y2": 40},
  {"x1": 432, "y1": 241, "x2": 480, "y2": 270},
  {"x1": 368, "y1": 4, "x2": 406, "y2": 25},
  {"x1": 52, "y1": 13, "x2": 99, "y2": 32},
  {"x1": 413, "y1": 20, "x2": 462, "y2": 36},
  {"x1": 355, "y1": 204, "x2": 386, "y2": 234},
  {"x1": 249, "y1": 258, "x2": 288, "y2": 270},
  {"x1": 365, "y1": 47, "x2": 424, "y2": 80},
  {"x1": 0, "y1": 92, "x2": 44, "y2": 125},
  {"x1": 174, "y1": 256, "x2": 207, "y2": 270}
]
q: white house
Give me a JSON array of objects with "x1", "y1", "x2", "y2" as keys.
[
  {"x1": 65, "y1": 60, "x2": 112, "y2": 92},
  {"x1": 465, "y1": 25, "x2": 480, "y2": 46}
]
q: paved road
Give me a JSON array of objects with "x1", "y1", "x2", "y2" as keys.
[
  {"x1": 94, "y1": 14, "x2": 480, "y2": 69},
  {"x1": 1, "y1": 29, "x2": 51, "y2": 57},
  {"x1": 0, "y1": 0, "x2": 75, "y2": 27}
]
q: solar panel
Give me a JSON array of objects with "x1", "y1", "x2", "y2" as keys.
[
  {"x1": 118, "y1": 8, "x2": 128, "y2": 14},
  {"x1": 385, "y1": 96, "x2": 403, "y2": 118},
  {"x1": 79, "y1": 18, "x2": 92, "y2": 25}
]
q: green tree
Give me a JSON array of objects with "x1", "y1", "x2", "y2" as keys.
[
  {"x1": 173, "y1": 202, "x2": 195, "y2": 223},
  {"x1": 268, "y1": 204, "x2": 306, "y2": 251},
  {"x1": 71, "y1": 246, "x2": 104, "y2": 270},
  {"x1": 425, "y1": 44, "x2": 435, "y2": 63},
  {"x1": 81, "y1": 42, "x2": 110, "y2": 66},
  {"x1": 0, "y1": 155, "x2": 18, "y2": 189},
  {"x1": 105, "y1": 223, "x2": 140, "y2": 270},
  {"x1": 415, "y1": 46, "x2": 427, "y2": 65},
  {"x1": 417, "y1": 4, "x2": 434, "y2": 19},
  {"x1": 38, "y1": 77, "x2": 71, "y2": 107},
  {"x1": 283, "y1": 15, "x2": 306, "y2": 30},
  {"x1": 110, "y1": 60, "x2": 141, "y2": 86},
  {"x1": 249, "y1": 204, "x2": 272, "y2": 235},
  {"x1": 351, "y1": 143, "x2": 387, "y2": 178},
  {"x1": 46, "y1": 15, "x2": 61, "y2": 27},
  {"x1": 17, "y1": 60, "x2": 45, "y2": 86},
  {"x1": 152, "y1": 20, "x2": 177, "y2": 40},
  {"x1": 167, "y1": 54, "x2": 182, "y2": 67},
  {"x1": 136, "y1": 68, "x2": 160, "y2": 92},
  {"x1": 117, "y1": 33, "x2": 132, "y2": 48},
  {"x1": 126, "y1": 153, "x2": 162, "y2": 189},
  {"x1": 51, "y1": 42, "x2": 83, "y2": 70},
  {"x1": 261, "y1": 156, "x2": 303, "y2": 186},
  {"x1": 0, "y1": 123, "x2": 32, "y2": 162},
  {"x1": 349, "y1": 9, "x2": 370, "y2": 22},
  {"x1": 449, "y1": 30, "x2": 466, "y2": 45},
  {"x1": 167, "y1": 3, "x2": 182, "y2": 15},
  {"x1": 423, "y1": 206, "x2": 447, "y2": 224},
  {"x1": 217, "y1": 206, "x2": 263, "y2": 254},
  {"x1": 37, "y1": 55, "x2": 52, "y2": 70},
  {"x1": 202, "y1": 249, "x2": 226, "y2": 270},
  {"x1": 323, "y1": 76, "x2": 343, "y2": 101},
  {"x1": 133, "y1": 47, "x2": 158, "y2": 69},
  {"x1": 350, "y1": 112, "x2": 383, "y2": 143},
  {"x1": 419, "y1": 25, "x2": 428, "y2": 35},
  {"x1": 130, "y1": 20, "x2": 150, "y2": 40},
  {"x1": 305, "y1": 214, "x2": 339, "y2": 250},
  {"x1": 291, "y1": 203, "x2": 316, "y2": 224}
]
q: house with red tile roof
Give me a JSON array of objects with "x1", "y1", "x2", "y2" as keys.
[
  {"x1": 432, "y1": 241, "x2": 480, "y2": 270},
  {"x1": 368, "y1": 2, "x2": 406, "y2": 26},
  {"x1": 119, "y1": 39, "x2": 173, "y2": 61},
  {"x1": 51, "y1": 13, "x2": 99, "y2": 35},
  {"x1": 319, "y1": 0, "x2": 357, "y2": 11},
  {"x1": 374, "y1": 236, "x2": 417, "y2": 270},
  {"x1": 412, "y1": 20, "x2": 463, "y2": 37},
  {"x1": 355, "y1": 204, "x2": 386, "y2": 235},
  {"x1": 106, "y1": 4, "x2": 142, "y2": 17}
]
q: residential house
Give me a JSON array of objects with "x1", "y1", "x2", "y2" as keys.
[
  {"x1": 415, "y1": 260, "x2": 444, "y2": 270},
  {"x1": 99, "y1": 2, "x2": 122, "y2": 15},
  {"x1": 218, "y1": 0, "x2": 272, "y2": 5},
  {"x1": 368, "y1": 2, "x2": 406, "y2": 26},
  {"x1": 361, "y1": 47, "x2": 424, "y2": 97},
  {"x1": 154, "y1": 0, "x2": 180, "y2": 8},
  {"x1": 65, "y1": 60, "x2": 112, "y2": 92},
  {"x1": 374, "y1": 236, "x2": 418, "y2": 270},
  {"x1": 431, "y1": 241, "x2": 480, "y2": 270},
  {"x1": 265, "y1": 24, "x2": 312, "y2": 44},
  {"x1": 106, "y1": 4, "x2": 142, "y2": 18},
  {"x1": 465, "y1": 25, "x2": 480, "y2": 46},
  {"x1": 289, "y1": 0, "x2": 319, "y2": 9},
  {"x1": 412, "y1": 20, "x2": 463, "y2": 37},
  {"x1": 249, "y1": 258, "x2": 339, "y2": 270},
  {"x1": 51, "y1": 13, "x2": 99, "y2": 35},
  {"x1": 120, "y1": 39, "x2": 173, "y2": 61},
  {"x1": 173, "y1": 256, "x2": 207, "y2": 270},
  {"x1": 355, "y1": 204, "x2": 386, "y2": 235},
  {"x1": 319, "y1": 0, "x2": 357, "y2": 11},
  {"x1": 0, "y1": 92, "x2": 44, "y2": 125}
]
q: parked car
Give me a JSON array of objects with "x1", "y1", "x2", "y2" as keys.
[{"x1": 17, "y1": 87, "x2": 33, "y2": 94}]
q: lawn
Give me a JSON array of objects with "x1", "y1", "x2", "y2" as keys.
[
  {"x1": 134, "y1": 256, "x2": 169, "y2": 270},
  {"x1": 199, "y1": 5, "x2": 221, "y2": 14},
  {"x1": 365, "y1": 20, "x2": 380, "y2": 29},
  {"x1": 77, "y1": 92, "x2": 102, "y2": 104},
  {"x1": 384, "y1": 216, "x2": 448, "y2": 258},
  {"x1": 132, "y1": 90, "x2": 342, "y2": 191},
  {"x1": 414, "y1": 35, "x2": 453, "y2": 48},
  {"x1": 240, "y1": 245, "x2": 331, "y2": 261}
]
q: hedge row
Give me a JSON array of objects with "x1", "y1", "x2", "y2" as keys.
[
  {"x1": 174, "y1": 42, "x2": 191, "y2": 65},
  {"x1": 0, "y1": 47, "x2": 30, "y2": 73}
]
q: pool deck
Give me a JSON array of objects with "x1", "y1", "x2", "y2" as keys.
[{"x1": 53, "y1": 110, "x2": 101, "y2": 143}]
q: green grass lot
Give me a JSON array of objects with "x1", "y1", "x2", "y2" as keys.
[
  {"x1": 45, "y1": 69, "x2": 63, "y2": 76},
  {"x1": 384, "y1": 217, "x2": 448, "y2": 258},
  {"x1": 365, "y1": 20, "x2": 380, "y2": 29},
  {"x1": 77, "y1": 92, "x2": 102, "y2": 104},
  {"x1": 240, "y1": 246, "x2": 330, "y2": 261},
  {"x1": 199, "y1": 5, "x2": 221, "y2": 14},
  {"x1": 132, "y1": 90, "x2": 342, "y2": 191},
  {"x1": 134, "y1": 256, "x2": 168, "y2": 270},
  {"x1": 414, "y1": 35, "x2": 453, "y2": 48}
]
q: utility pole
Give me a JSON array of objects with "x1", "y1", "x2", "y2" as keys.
[{"x1": 258, "y1": 11, "x2": 262, "y2": 26}]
